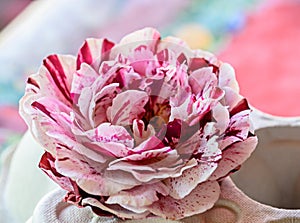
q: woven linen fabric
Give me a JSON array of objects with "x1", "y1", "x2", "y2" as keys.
[
  {"x1": 26, "y1": 189, "x2": 201, "y2": 223},
  {"x1": 26, "y1": 177, "x2": 300, "y2": 223}
]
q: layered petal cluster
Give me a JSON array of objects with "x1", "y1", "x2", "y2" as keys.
[{"x1": 19, "y1": 28, "x2": 257, "y2": 220}]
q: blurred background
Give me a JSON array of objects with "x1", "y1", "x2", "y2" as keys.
[{"x1": 0, "y1": 0, "x2": 300, "y2": 169}]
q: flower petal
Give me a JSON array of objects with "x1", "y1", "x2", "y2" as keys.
[
  {"x1": 82, "y1": 198, "x2": 150, "y2": 219},
  {"x1": 55, "y1": 145, "x2": 134, "y2": 196},
  {"x1": 157, "y1": 36, "x2": 192, "y2": 62},
  {"x1": 219, "y1": 109, "x2": 251, "y2": 150},
  {"x1": 106, "y1": 182, "x2": 169, "y2": 208},
  {"x1": 132, "y1": 119, "x2": 155, "y2": 146},
  {"x1": 210, "y1": 136, "x2": 258, "y2": 180},
  {"x1": 43, "y1": 54, "x2": 76, "y2": 105},
  {"x1": 39, "y1": 151, "x2": 73, "y2": 191},
  {"x1": 70, "y1": 63, "x2": 99, "y2": 103},
  {"x1": 149, "y1": 181, "x2": 220, "y2": 220},
  {"x1": 76, "y1": 38, "x2": 114, "y2": 69},
  {"x1": 212, "y1": 102, "x2": 230, "y2": 134},
  {"x1": 218, "y1": 63, "x2": 239, "y2": 92},
  {"x1": 188, "y1": 67, "x2": 217, "y2": 96},
  {"x1": 164, "y1": 162, "x2": 218, "y2": 199},
  {"x1": 85, "y1": 122, "x2": 134, "y2": 148},
  {"x1": 107, "y1": 90, "x2": 149, "y2": 126},
  {"x1": 110, "y1": 27, "x2": 160, "y2": 58}
]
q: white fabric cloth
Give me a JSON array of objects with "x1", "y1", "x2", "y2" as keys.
[
  {"x1": 25, "y1": 189, "x2": 200, "y2": 223},
  {"x1": 0, "y1": 132, "x2": 57, "y2": 223}
]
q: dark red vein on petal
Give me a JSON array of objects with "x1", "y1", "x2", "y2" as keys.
[{"x1": 43, "y1": 55, "x2": 72, "y2": 104}]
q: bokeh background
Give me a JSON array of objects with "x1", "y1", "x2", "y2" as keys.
[{"x1": 0, "y1": 0, "x2": 299, "y2": 172}]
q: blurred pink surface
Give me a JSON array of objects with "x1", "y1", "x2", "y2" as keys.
[{"x1": 219, "y1": 0, "x2": 300, "y2": 116}]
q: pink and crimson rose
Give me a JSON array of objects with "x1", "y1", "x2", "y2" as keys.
[{"x1": 19, "y1": 28, "x2": 257, "y2": 220}]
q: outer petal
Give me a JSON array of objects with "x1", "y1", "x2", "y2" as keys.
[
  {"x1": 39, "y1": 151, "x2": 73, "y2": 191},
  {"x1": 221, "y1": 86, "x2": 244, "y2": 110},
  {"x1": 82, "y1": 198, "x2": 150, "y2": 220},
  {"x1": 210, "y1": 136, "x2": 258, "y2": 180},
  {"x1": 55, "y1": 145, "x2": 134, "y2": 196},
  {"x1": 106, "y1": 182, "x2": 169, "y2": 208},
  {"x1": 42, "y1": 54, "x2": 76, "y2": 105},
  {"x1": 46, "y1": 130, "x2": 107, "y2": 163},
  {"x1": 219, "y1": 109, "x2": 251, "y2": 150},
  {"x1": 218, "y1": 63, "x2": 239, "y2": 92},
  {"x1": 107, "y1": 90, "x2": 149, "y2": 126},
  {"x1": 164, "y1": 162, "x2": 218, "y2": 199},
  {"x1": 76, "y1": 38, "x2": 114, "y2": 69},
  {"x1": 110, "y1": 27, "x2": 161, "y2": 58},
  {"x1": 157, "y1": 36, "x2": 193, "y2": 63},
  {"x1": 149, "y1": 181, "x2": 220, "y2": 220},
  {"x1": 23, "y1": 97, "x2": 73, "y2": 155}
]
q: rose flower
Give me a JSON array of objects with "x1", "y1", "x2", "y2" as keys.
[{"x1": 19, "y1": 28, "x2": 257, "y2": 220}]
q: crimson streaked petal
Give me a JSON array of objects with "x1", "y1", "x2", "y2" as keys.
[
  {"x1": 77, "y1": 38, "x2": 114, "y2": 69},
  {"x1": 43, "y1": 54, "x2": 76, "y2": 104},
  {"x1": 39, "y1": 151, "x2": 73, "y2": 191}
]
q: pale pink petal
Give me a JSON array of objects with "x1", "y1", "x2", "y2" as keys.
[
  {"x1": 107, "y1": 90, "x2": 149, "y2": 126},
  {"x1": 46, "y1": 130, "x2": 107, "y2": 163},
  {"x1": 106, "y1": 182, "x2": 169, "y2": 208},
  {"x1": 170, "y1": 94, "x2": 193, "y2": 122},
  {"x1": 212, "y1": 102, "x2": 230, "y2": 134},
  {"x1": 24, "y1": 97, "x2": 73, "y2": 155},
  {"x1": 55, "y1": 145, "x2": 134, "y2": 196},
  {"x1": 76, "y1": 38, "x2": 114, "y2": 69},
  {"x1": 108, "y1": 155, "x2": 197, "y2": 183},
  {"x1": 174, "y1": 130, "x2": 201, "y2": 155},
  {"x1": 219, "y1": 109, "x2": 251, "y2": 150},
  {"x1": 78, "y1": 83, "x2": 119, "y2": 127},
  {"x1": 82, "y1": 198, "x2": 150, "y2": 219},
  {"x1": 157, "y1": 36, "x2": 192, "y2": 62},
  {"x1": 210, "y1": 136, "x2": 258, "y2": 180},
  {"x1": 149, "y1": 181, "x2": 220, "y2": 220},
  {"x1": 218, "y1": 63, "x2": 239, "y2": 92},
  {"x1": 92, "y1": 83, "x2": 120, "y2": 126},
  {"x1": 192, "y1": 49, "x2": 221, "y2": 68},
  {"x1": 132, "y1": 119, "x2": 155, "y2": 146},
  {"x1": 83, "y1": 140, "x2": 133, "y2": 158},
  {"x1": 43, "y1": 54, "x2": 76, "y2": 105},
  {"x1": 85, "y1": 123, "x2": 134, "y2": 148},
  {"x1": 110, "y1": 27, "x2": 160, "y2": 59},
  {"x1": 70, "y1": 63, "x2": 99, "y2": 103},
  {"x1": 188, "y1": 67, "x2": 216, "y2": 95},
  {"x1": 221, "y1": 86, "x2": 244, "y2": 110},
  {"x1": 186, "y1": 87, "x2": 224, "y2": 127},
  {"x1": 164, "y1": 162, "x2": 218, "y2": 199}
]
